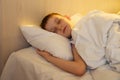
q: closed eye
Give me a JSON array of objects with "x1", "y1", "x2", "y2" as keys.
[
  {"x1": 57, "y1": 19, "x2": 61, "y2": 24},
  {"x1": 55, "y1": 18, "x2": 61, "y2": 24}
]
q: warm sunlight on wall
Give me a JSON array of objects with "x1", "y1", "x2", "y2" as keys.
[{"x1": 45, "y1": 0, "x2": 120, "y2": 15}]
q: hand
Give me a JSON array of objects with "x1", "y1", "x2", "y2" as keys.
[{"x1": 36, "y1": 49, "x2": 53, "y2": 61}]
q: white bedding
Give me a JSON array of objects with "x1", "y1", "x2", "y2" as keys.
[
  {"x1": 1, "y1": 47, "x2": 120, "y2": 80},
  {"x1": 72, "y1": 10, "x2": 120, "y2": 70},
  {"x1": 0, "y1": 47, "x2": 92, "y2": 80}
]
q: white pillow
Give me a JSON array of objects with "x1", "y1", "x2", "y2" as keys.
[{"x1": 20, "y1": 25, "x2": 73, "y2": 60}]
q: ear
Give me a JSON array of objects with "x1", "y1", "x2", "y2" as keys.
[{"x1": 64, "y1": 15, "x2": 71, "y2": 20}]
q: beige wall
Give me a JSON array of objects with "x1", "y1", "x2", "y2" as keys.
[
  {"x1": 45, "y1": 0, "x2": 120, "y2": 15},
  {"x1": 0, "y1": 0, "x2": 2, "y2": 76},
  {"x1": 0, "y1": 0, "x2": 120, "y2": 76},
  {"x1": 0, "y1": 0, "x2": 45, "y2": 76}
]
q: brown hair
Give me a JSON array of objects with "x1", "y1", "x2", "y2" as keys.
[{"x1": 40, "y1": 13, "x2": 61, "y2": 29}]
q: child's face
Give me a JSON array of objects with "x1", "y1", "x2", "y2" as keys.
[{"x1": 45, "y1": 15, "x2": 73, "y2": 38}]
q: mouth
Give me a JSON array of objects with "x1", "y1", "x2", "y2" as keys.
[{"x1": 63, "y1": 25, "x2": 67, "y2": 33}]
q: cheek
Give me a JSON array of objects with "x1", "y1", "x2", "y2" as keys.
[
  {"x1": 56, "y1": 31, "x2": 63, "y2": 35},
  {"x1": 56, "y1": 31, "x2": 65, "y2": 37},
  {"x1": 67, "y1": 27, "x2": 72, "y2": 36},
  {"x1": 67, "y1": 26, "x2": 72, "y2": 33}
]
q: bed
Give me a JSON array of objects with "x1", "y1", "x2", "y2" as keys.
[
  {"x1": 1, "y1": 10, "x2": 120, "y2": 80},
  {"x1": 1, "y1": 47, "x2": 120, "y2": 80},
  {"x1": 1, "y1": 0, "x2": 120, "y2": 78}
]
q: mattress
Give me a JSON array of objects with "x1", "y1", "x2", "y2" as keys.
[{"x1": 1, "y1": 47, "x2": 120, "y2": 80}]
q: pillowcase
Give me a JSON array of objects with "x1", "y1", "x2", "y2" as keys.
[{"x1": 20, "y1": 25, "x2": 73, "y2": 60}]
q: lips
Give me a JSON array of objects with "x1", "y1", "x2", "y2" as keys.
[{"x1": 63, "y1": 25, "x2": 67, "y2": 33}]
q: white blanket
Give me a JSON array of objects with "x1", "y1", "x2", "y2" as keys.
[{"x1": 72, "y1": 10, "x2": 120, "y2": 70}]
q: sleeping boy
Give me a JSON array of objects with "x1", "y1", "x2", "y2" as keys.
[{"x1": 36, "y1": 10, "x2": 120, "y2": 76}]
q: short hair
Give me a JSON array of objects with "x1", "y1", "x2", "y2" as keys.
[{"x1": 40, "y1": 13, "x2": 61, "y2": 29}]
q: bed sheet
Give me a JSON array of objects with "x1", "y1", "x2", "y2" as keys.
[
  {"x1": 1, "y1": 47, "x2": 120, "y2": 80},
  {"x1": 0, "y1": 47, "x2": 92, "y2": 80}
]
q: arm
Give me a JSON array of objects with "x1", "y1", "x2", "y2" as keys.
[{"x1": 36, "y1": 44, "x2": 86, "y2": 76}]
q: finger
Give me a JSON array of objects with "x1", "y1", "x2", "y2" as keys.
[
  {"x1": 36, "y1": 49, "x2": 42, "y2": 55},
  {"x1": 37, "y1": 48, "x2": 41, "y2": 51},
  {"x1": 36, "y1": 50, "x2": 44, "y2": 56},
  {"x1": 36, "y1": 49, "x2": 42, "y2": 54}
]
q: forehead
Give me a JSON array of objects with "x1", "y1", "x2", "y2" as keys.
[
  {"x1": 47, "y1": 16, "x2": 56, "y2": 24},
  {"x1": 50, "y1": 15, "x2": 61, "y2": 20},
  {"x1": 47, "y1": 15, "x2": 61, "y2": 24},
  {"x1": 45, "y1": 15, "x2": 58, "y2": 30}
]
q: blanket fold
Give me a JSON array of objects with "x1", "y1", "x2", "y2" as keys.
[{"x1": 72, "y1": 10, "x2": 120, "y2": 71}]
